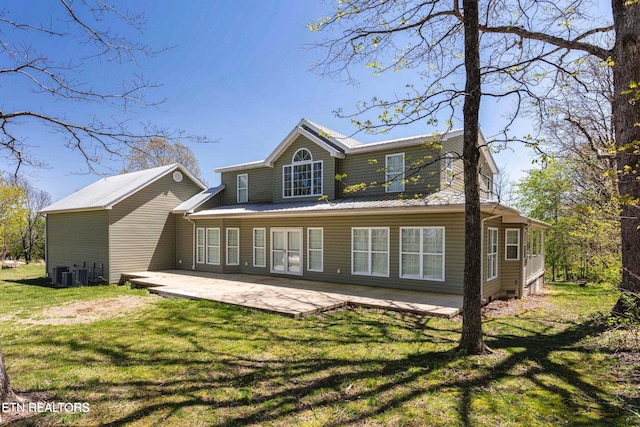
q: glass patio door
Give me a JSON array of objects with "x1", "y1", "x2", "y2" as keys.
[{"x1": 271, "y1": 228, "x2": 302, "y2": 275}]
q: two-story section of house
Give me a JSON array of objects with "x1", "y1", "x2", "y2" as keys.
[{"x1": 174, "y1": 119, "x2": 548, "y2": 301}]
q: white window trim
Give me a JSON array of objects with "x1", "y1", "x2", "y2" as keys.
[
  {"x1": 385, "y1": 153, "x2": 405, "y2": 193},
  {"x1": 196, "y1": 228, "x2": 205, "y2": 264},
  {"x1": 226, "y1": 228, "x2": 240, "y2": 266},
  {"x1": 487, "y1": 227, "x2": 498, "y2": 281},
  {"x1": 205, "y1": 228, "x2": 220, "y2": 265},
  {"x1": 505, "y1": 229, "x2": 520, "y2": 261},
  {"x1": 307, "y1": 228, "x2": 323, "y2": 272},
  {"x1": 237, "y1": 173, "x2": 248, "y2": 203},
  {"x1": 270, "y1": 228, "x2": 303, "y2": 276},
  {"x1": 444, "y1": 152, "x2": 454, "y2": 185},
  {"x1": 399, "y1": 226, "x2": 446, "y2": 282},
  {"x1": 351, "y1": 227, "x2": 390, "y2": 277},
  {"x1": 253, "y1": 228, "x2": 266, "y2": 268},
  {"x1": 282, "y1": 148, "x2": 323, "y2": 198}
]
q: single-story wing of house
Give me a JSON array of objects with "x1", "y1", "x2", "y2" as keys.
[{"x1": 42, "y1": 119, "x2": 549, "y2": 300}]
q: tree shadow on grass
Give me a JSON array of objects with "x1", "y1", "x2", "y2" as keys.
[{"x1": 6, "y1": 305, "x2": 638, "y2": 427}]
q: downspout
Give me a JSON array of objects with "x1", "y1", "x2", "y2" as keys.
[
  {"x1": 184, "y1": 213, "x2": 196, "y2": 270},
  {"x1": 44, "y1": 214, "x2": 49, "y2": 278},
  {"x1": 480, "y1": 213, "x2": 503, "y2": 303}
]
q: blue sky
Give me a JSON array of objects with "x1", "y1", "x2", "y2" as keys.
[{"x1": 2, "y1": 1, "x2": 610, "y2": 202}]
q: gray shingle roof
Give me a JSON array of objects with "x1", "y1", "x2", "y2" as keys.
[{"x1": 41, "y1": 164, "x2": 206, "y2": 214}]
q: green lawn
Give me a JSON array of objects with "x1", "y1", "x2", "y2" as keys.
[{"x1": 0, "y1": 265, "x2": 638, "y2": 426}]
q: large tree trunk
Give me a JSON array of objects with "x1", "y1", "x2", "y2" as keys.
[
  {"x1": 0, "y1": 347, "x2": 17, "y2": 403},
  {"x1": 459, "y1": 0, "x2": 489, "y2": 355},
  {"x1": 612, "y1": 0, "x2": 640, "y2": 313}
]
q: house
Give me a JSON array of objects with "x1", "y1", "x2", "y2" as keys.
[
  {"x1": 42, "y1": 119, "x2": 548, "y2": 300},
  {"x1": 40, "y1": 164, "x2": 206, "y2": 283}
]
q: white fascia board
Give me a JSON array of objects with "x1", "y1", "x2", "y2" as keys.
[
  {"x1": 346, "y1": 129, "x2": 463, "y2": 154},
  {"x1": 215, "y1": 160, "x2": 267, "y2": 174},
  {"x1": 478, "y1": 129, "x2": 499, "y2": 175},
  {"x1": 105, "y1": 164, "x2": 205, "y2": 209},
  {"x1": 264, "y1": 124, "x2": 345, "y2": 167}
]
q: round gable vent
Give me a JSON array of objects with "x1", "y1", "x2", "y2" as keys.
[{"x1": 173, "y1": 171, "x2": 183, "y2": 182}]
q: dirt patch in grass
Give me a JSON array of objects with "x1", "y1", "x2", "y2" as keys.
[
  {"x1": 481, "y1": 292, "x2": 554, "y2": 318},
  {"x1": 8, "y1": 295, "x2": 157, "y2": 325}
]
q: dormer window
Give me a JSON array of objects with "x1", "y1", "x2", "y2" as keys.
[{"x1": 283, "y1": 148, "x2": 323, "y2": 198}]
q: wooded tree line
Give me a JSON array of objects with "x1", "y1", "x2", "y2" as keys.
[
  {"x1": 514, "y1": 55, "x2": 621, "y2": 284},
  {"x1": 0, "y1": 178, "x2": 49, "y2": 265}
]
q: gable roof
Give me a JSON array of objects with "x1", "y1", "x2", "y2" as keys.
[
  {"x1": 172, "y1": 184, "x2": 225, "y2": 214},
  {"x1": 215, "y1": 119, "x2": 498, "y2": 175},
  {"x1": 40, "y1": 164, "x2": 206, "y2": 214}
]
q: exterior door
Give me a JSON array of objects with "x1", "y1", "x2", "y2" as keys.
[{"x1": 271, "y1": 228, "x2": 302, "y2": 275}]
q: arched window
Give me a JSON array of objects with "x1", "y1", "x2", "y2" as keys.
[{"x1": 283, "y1": 148, "x2": 323, "y2": 197}]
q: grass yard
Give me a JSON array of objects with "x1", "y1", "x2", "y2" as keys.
[{"x1": 0, "y1": 265, "x2": 638, "y2": 426}]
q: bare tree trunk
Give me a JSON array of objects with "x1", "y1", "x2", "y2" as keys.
[
  {"x1": 0, "y1": 347, "x2": 17, "y2": 403},
  {"x1": 612, "y1": 0, "x2": 640, "y2": 313},
  {"x1": 459, "y1": 0, "x2": 489, "y2": 355}
]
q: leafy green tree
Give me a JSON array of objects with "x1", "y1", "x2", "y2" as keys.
[
  {"x1": 516, "y1": 160, "x2": 620, "y2": 283},
  {"x1": 0, "y1": 179, "x2": 26, "y2": 262},
  {"x1": 122, "y1": 137, "x2": 203, "y2": 182}
]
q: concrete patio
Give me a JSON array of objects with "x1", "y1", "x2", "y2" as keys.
[{"x1": 122, "y1": 270, "x2": 463, "y2": 318}]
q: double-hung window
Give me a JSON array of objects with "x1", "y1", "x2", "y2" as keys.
[
  {"x1": 196, "y1": 228, "x2": 205, "y2": 264},
  {"x1": 283, "y1": 149, "x2": 323, "y2": 197},
  {"x1": 385, "y1": 153, "x2": 405, "y2": 192},
  {"x1": 307, "y1": 228, "x2": 323, "y2": 272},
  {"x1": 487, "y1": 227, "x2": 498, "y2": 280},
  {"x1": 226, "y1": 228, "x2": 239, "y2": 265},
  {"x1": 206, "y1": 228, "x2": 220, "y2": 265},
  {"x1": 444, "y1": 152, "x2": 454, "y2": 185},
  {"x1": 237, "y1": 174, "x2": 248, "y2": 203},
  {"x1": 352, "y1": 227, "x2": 389, "y2": 277},
  {"x1": 505, "y1": 229, "x2": 520, "y2": 260},
  {"x1": 400, "y1": 227, "x2": 445, "y2": 281},
  {"x1": 253, "y1": 228, "x2": 266, "y2": 267}
]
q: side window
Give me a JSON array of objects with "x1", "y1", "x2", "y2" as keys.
[
  {"x1": 237, "y1": 174, "x2": 248, "y2": 203},
  {"x1": 385, "y1": 153, "x2": 405, "y2": 192}
]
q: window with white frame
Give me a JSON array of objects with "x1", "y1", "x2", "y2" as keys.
[
  {"x1": 253, "y1": 228, "x2": 266, "y2": 267},
  {"x1": 283, "y1": 148, "x2": 322, "y2": 197},
  {"x1": 226, "y1": 228, "x2": 239, "y2": 265},
  {"x1": 400, "y1": 227, "x2": 445, "y2": 281},
  {"x1": 196, "y1": 228, "x2": 205, "y2": 264},
  {"x1": 444, "y1": 152, "x2": 454, "y2": 185},
  {"x1": 352, "y1": 227, "x2": 389, "y2": 276},
  {"x1": 385, "y1": 153, "x2": 405, "y2": 192},
  {"x1": 505, "y1": 229, "x2": 520, "y2": 260},
  {"x1": 237, "y1": 174, "x2": 248, "y2": 203},
  {"x1": 307, "y1": 228, "x2": 323, "y2": 272},
  {"x1": 487, "y1": 227, "x2": 498, "y2": 280},
  {"x1": 206, "y1": 228, "x2": 220, "y2": 265}
]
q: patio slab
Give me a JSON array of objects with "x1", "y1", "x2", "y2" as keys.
[{"x1": 122, "y1": 270, "x2": 463, "y2": 318}]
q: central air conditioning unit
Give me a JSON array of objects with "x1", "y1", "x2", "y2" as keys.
[
  {"x1": 52, "y1": 266, "x2": 69, "y2": 285},
  {"x1": 61, "y1": 271, "x2": 74, "y2": 287},
  {"x1": 75, "y1": 268, "x2": 89, "y2": 286}
]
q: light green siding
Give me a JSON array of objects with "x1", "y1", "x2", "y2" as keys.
[
  {"x1": 220, "y1": 167, "x2": 273, "y2": 205},
  {"x1": 191, "y1": 212, "x2": 466, "y2": 294},
  {"x1": 337, "y1": 144, "x2": 441, "y2": 199},
  {"x1": 500, "y1": 225, "x2": 525, "y2": 298},
  {"x1": 45, "y1": 210, "x2": 110, "y2": 280},
  {"x1": 273, "y1": 135, "x2": 337, "y2": 203},
  {"x1": 175, "y1": 215, "x2": 194, "y2": 269},
  {"x1": 108, "y1": 173, "x2": 202, "y2": 282},
  {"x1": 441, "y1": 135, "x2": 464, "y2": 193}
]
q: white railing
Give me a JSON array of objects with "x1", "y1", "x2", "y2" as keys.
[{"x1": 526, "y1": 255, "x2": 545, "y2": 281}]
